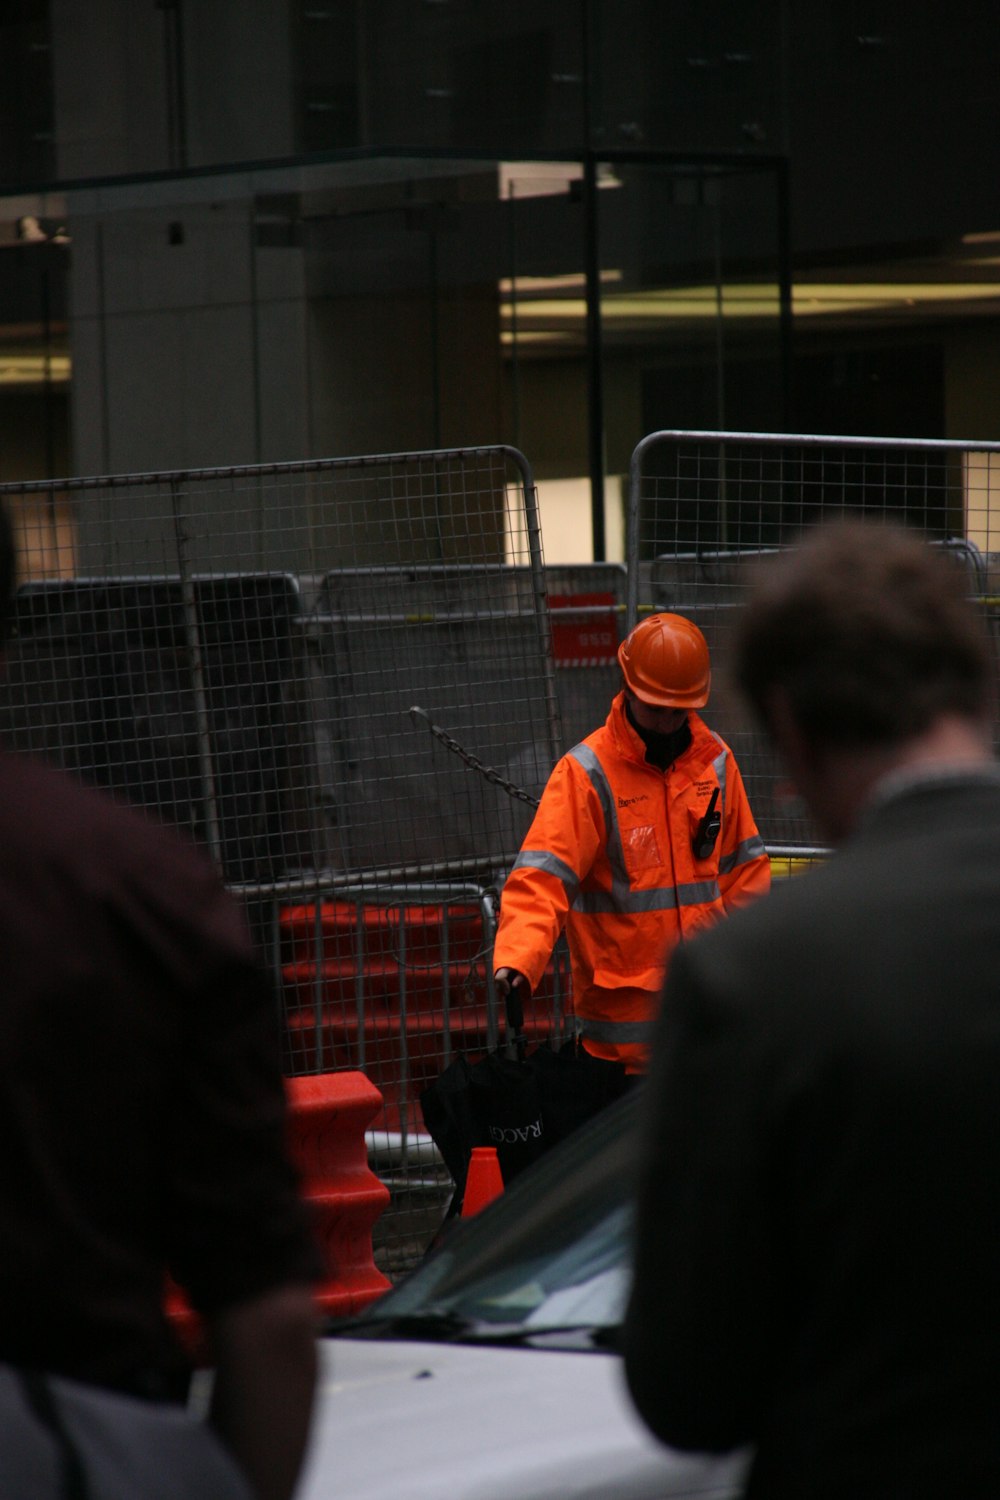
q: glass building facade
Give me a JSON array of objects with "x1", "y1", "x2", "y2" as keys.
[{"x1": 2, "y1": 1, "x2": 1000, "y2": 562}]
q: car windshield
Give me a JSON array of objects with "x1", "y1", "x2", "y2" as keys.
[{"x1": 337, "y1": 1086, "x2": 643, "y2": 1350}]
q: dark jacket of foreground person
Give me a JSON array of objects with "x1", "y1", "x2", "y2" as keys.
[
  {"x1": 624, "y1": 519, "x2": 1000, "y2": 1499},
  {"x1": 625, "y1": 771, "x2": 1000, "y2": 1497}
]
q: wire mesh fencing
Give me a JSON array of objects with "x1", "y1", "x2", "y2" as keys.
[
  {"x1": 0, "y1": 446, "x2": 576, "y2": 1276},
  {"x1": 627, "y1": 430, "x2": 1000, "y2": 856},
  {"x1": 7, "y1": 429, "x2": 1000, "y2": 1276}
]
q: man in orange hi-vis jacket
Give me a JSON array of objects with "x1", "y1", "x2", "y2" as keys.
[{"x1": 493, "y1": 612, "x2": 770, "y2": 1074}]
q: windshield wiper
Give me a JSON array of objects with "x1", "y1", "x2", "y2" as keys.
[
  {"x1": 335, "y1": 1307, "x2": 490, "y2": 1342},
  {"x1": 336, "y1": 1309, "x2": 621, "y2": 1351},
  {"x1": 466, "y1": 1323, "x2": 621, "y2": 1352}
]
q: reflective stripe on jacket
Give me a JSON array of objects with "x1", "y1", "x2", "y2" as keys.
[{"x1": 493, "y1": 692, "x2": 770, "y2": 1069}]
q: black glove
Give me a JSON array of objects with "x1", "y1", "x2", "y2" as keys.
[
  {"x1": 494, "y1": 967, "x2": 529, "y2": 1000},
  {"x1": 494, "y1": 967, "x2": 529, "y2": 1033}
]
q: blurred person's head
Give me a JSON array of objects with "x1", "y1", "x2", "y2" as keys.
[{"x1": 733, "y1": 519, "x2": 995, "y2": 841}]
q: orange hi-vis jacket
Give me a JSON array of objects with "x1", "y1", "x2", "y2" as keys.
[{"x1": 493, "y1": 692, "x2": 770, "y2": 1071}]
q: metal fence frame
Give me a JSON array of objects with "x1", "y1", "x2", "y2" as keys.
[
  {"x1": 10, "y1": 428, "x2": 1000, "y2": 1273},
  {"x1": 0, "y1": 444, "x2": 574, "y2": 1276},
  {"x1": 626, "y1": 427, "x2": 1000, "y2": 627},
  {"x1": 627, "y1": 428, "x2": 1000, "y2": 855}
]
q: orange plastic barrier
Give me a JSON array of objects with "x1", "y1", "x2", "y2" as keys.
[
  {"x1": 286, "y1": 1070, "x2": 392, "y2": 1318},
  {"x1": 167, "y1": 1069, "x2": 391, "y2": 1357},
  {"x1": 279, "y1": 899, "x2": 560, "y2": 1133}
]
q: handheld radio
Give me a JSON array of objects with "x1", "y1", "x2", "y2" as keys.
[{"x1": 692, "y1": 787, "x2": 722, "y2": 859}]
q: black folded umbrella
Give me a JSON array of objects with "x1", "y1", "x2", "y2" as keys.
[
  {"x1": 419, "y1": 1047, "x2": 547, "y2": 1194},
  {"x1": 419, "y1": 988, "x2": 629, "y2": 1212},
  {"x1": 528, "y1": 1034, "x2": 632, "y2": 1145}
]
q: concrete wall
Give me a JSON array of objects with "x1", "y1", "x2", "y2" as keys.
[{"x1": 68, "y1": 191, "x2": 309, "y2": 476}]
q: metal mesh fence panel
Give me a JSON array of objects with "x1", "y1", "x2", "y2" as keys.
[
  {"x1": 11, "y1": 429, "x2": 1000, "y2": 1275},
  {"x1": 628, "y1": 430, "x2": 1000, "y2": 855},
  {"x1": 0, "y1": 446, "x2": 568, "y2": 1277}
]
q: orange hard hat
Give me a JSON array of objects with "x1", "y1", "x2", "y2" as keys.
[{"x1": 617, "y1": 613, "x2": 711, "y2": 708}]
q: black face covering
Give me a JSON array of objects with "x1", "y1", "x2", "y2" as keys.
[{"x1": 625, "y1": 701, "x2": 692, "y2": 770}]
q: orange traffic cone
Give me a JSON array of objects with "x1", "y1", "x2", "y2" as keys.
[{"x1": 462, "y1": 1146, "x2": 504, "y2": 1217}]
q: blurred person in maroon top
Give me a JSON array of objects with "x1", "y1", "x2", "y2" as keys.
[{"x1": 0, "y1": 501, "x2": 320, "y2": 1500}]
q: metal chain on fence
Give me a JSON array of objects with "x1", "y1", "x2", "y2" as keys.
[{"x1": 408, "y1": 705, "x2": 542, "y2": 809}]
